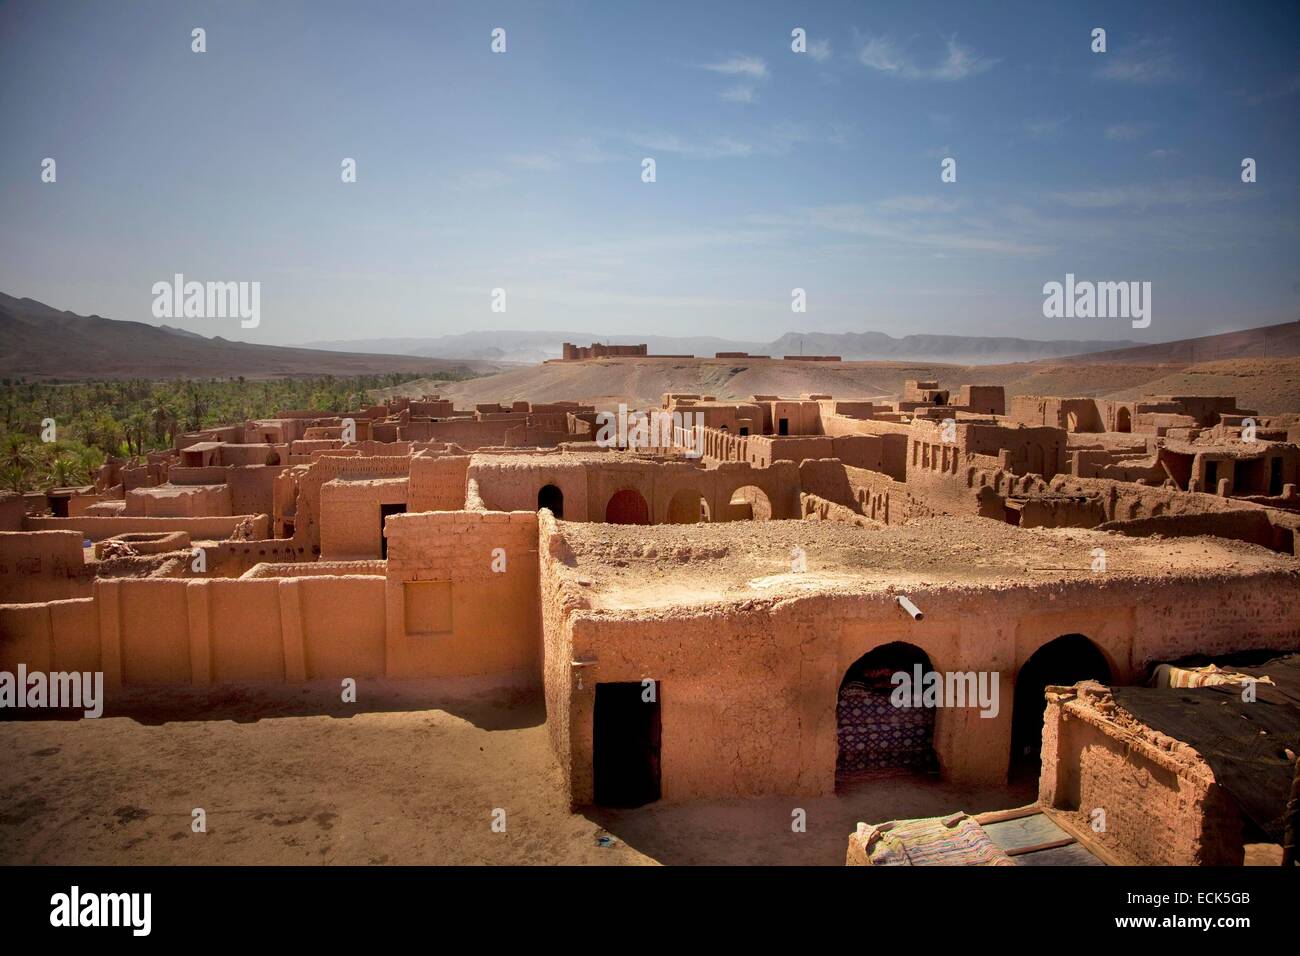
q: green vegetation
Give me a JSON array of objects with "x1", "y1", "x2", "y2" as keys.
[{"x1": 0, "y1": 373, "x2": 468, "y2": 492}]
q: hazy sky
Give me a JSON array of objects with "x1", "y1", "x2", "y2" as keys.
[{"x1": 1, "y1": 0, "x2": 1298, "y2": 347}]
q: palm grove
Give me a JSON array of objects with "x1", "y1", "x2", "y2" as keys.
[{"x1": 0, "y1": 373, "x2": 447, "y2": 493}]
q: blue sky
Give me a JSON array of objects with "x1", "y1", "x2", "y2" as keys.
[{"x1": 1, "y1": 0, "x2": 1297, "y2": 347}]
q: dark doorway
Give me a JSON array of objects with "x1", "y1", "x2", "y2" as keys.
[
  {"x1": 593, "y1": 682, "x2": 661, "y2": 807},
  {"x1": 666, "y1": 489, "x2": 708, "y2": 524},
  {"x1": 727, "y1": 485, "x2": 772, "y2": 520},
  {"x1": 778, "y1": 417, "x2": 790, "y2": 436},
  {"x1": 605, "y1": 488, "x2": 650, "y2": 525},
  {"x1": 1010, "y1": 634, "x2": 1111, "y2": 783},
  {"x1": 379, "y1": 502, "x2": 406, "y2": 557},
  {"x1": 1269, "y1": 457, "x2": 1283, "y2": 496},
  {"x1": 538, "y1": 483, "x2": 564, "y2": 519},
  {"x1": 1205, "y1": 460, "x2": 1219, "y2": 492},
  {"x1": 837, "y1": 642, "x2": 938, "y2": 781}
]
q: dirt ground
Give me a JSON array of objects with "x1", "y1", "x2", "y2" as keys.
[
  {"x1": 554, "y1": 517, "x2": 1296, "y2": 618},
  {"x1": 0, "y1": 680, "x2": 1032, "y2": 866},
  {"x1": 378, "y1": 353, "x2": 1300, "y2": 414}
]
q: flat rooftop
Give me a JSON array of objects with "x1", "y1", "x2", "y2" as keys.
[
  {"x1": 129, "y1": 483, "x2": 226, "y2": 497},
  {"x1": 470, "y1": 449, "x2": 696, "y2": 467},
  {"x1": 554, "y1": 516, "x2": 1299, "y2": 612}
]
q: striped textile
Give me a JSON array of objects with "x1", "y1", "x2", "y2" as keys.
[
  {"x1": 1150, "y1": 663, "x2": 1275, "y2": 690},
  {"x1": 856, "y1": 813, "x2": 1015, "y2": 866}
]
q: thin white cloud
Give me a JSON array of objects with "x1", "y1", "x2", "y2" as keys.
[
  {"x1": 507, "y1": 153, "x2": 560, "y2": 172},
  {"x1": 756, "y1": 203, "x2": 1051, "y2": 257},
  {"x1": 860, "y1": 36, "x2": 997, "y2": 81},
  {"x1": 1025, "y1": 117, "x2": 1067, "y2": 140},
  {"x1": 1104, "y1": 123, "x2": 1150, "y2": 141},
  {"x1": 877, "y1": 195, "x2": 963, "y2": 214},
  {"x1": 627, "y1": 132, "x2": 754, "y2": 160},
  {"x1": 807, "y1": 39, "x2": 831, "y2": 63},
  {"x1": 701, "y1": 55, "x2": 768, "y2": 78},
  {"x1": 720, "y1": 85, "x2": 757, "y2": 104},
  {"x1": 1244, "y1": 71, "x2": 1300, "y2": 105},
  {"x1": 625, "y1": 123, "x2": 836, "y2": 160},
  {"x1": 1094, "y1": 38, "x2": 1182, "y2": 84},
  {"x1": 506, "y1": 138, "x2": 620, "y2": 172},
  {"x1": 1050, "y1": 179, "x2": 1246, "y2": 210},
  {"x1": 445, "y1": 169, "x2": 513, "y2": 192}
]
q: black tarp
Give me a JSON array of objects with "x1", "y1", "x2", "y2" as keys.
[{"x1": 1111, "y1": 655, "x2": 1300, "y2": 844}]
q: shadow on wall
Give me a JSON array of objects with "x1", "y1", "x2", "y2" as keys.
[
  {"x1": 1009, "y1": 634, "x2": 1112, "y2": 783},
  {"x1": 728, "y1": 485, "x2": 772, "y2": 520},
  {"x1": 538, "y1": 484, "x2": 564, "y2": 519},
  {"x1": 605, "y1": 489, "x2": 650, "y2": 525},
  {"x1": 0, "y1": 678, "x2": 544, "y2": 731}
]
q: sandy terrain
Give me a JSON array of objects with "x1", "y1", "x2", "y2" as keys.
[
  {"x1": 0, "y1": 679, "x2": 1031, "y2": 866},
  {"x1": 378, "y1": 355, "x2": 1300, "y2": 414}
]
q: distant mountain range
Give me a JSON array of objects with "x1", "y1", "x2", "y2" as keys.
[
  {"x1": 302, "y1": 329, "x2": 1144, "y2": 366},
  {"x1": 0, "y1": 293, "x2": 500, "y2": 381},
  {"x1": 4, "y1": 291, "x2": 1296, "y2": 382}
]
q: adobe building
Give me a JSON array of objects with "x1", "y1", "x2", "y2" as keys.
[
  {"x1": 561, "y1": 342, "x2": 648, "y2": 360},
  {"x1": 2, "y1": 380, "x2": 1298, "y2": 863}
]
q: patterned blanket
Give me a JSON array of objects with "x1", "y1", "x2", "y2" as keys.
[
  {"x1": 854, "y1": 812, "x2": 1014, "y2": 866},
  {"x1": 837, "y1": 680, "x2": 936, "y2": 772}
]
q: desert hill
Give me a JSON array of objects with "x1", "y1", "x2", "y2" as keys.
[
  {"x1": 0, "y1": 293, "x2": 499, "y2": 381},
  {"x1": 375, "y1": 354, "x2": 1300, "y2": 415},
  {"x1": 1051, "y1": 320, "x2": 1300, "y2": 364}
]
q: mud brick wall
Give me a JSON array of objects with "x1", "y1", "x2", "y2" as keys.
[
  {"x1": 1040, "y1": 688, "x2": 1245, "y2": 865},
  {"x1": 0, "y1": 530, "x2": 93, "y2": 602},
  {"x1": 408, "y1": 455, "x2": 470, "y2": 512},
  {"x1": 384, "y1": 510, "x2": 540, "y2": 679}
]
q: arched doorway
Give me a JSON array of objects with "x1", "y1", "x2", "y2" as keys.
[
  {"x1": 605, "y1": 488, "x2": 650, "y2": 525},
  {"x1": 837, "y1": 642, "x2": 938, "y2": 785},
  {"x1": 727, "y1": 485, "x2": 771, "y2": 520},
  {"x1": 537, "y1": 484, "x2": 564, "y2": 519},
  {"x1": 1116, "y1": 407, "x2": 1132, "y2": 433},
  {"x1": 665, "y1": 488, "x2": 709, "y2": 524},
  {"x1": 1010, "y1": 634, "x2": 1111, "y2": 782}
]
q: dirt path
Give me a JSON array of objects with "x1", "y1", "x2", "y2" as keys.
[{"x1": 0, "y1": 681, "x2": 1032, "y2": 866}]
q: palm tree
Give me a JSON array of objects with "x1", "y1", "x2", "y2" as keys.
[
  {"x1": 73, "y1": 445, "x2": 102, "y2": 485},
  {"x1": 1, "y1": 464, "x2": 28, "y2": 493},
  {"x1": 123, "y1": 412, "x2": 150, "y2": 457},
  {"x1": 2, "y1": 433, "x2": 36, "y2": 473},
  {"x1": 149, "y1": 403, "x2": 176, "y2": 447},
  {"x1": 47, "y1": 455, "x2": 77, "y2": 490}
]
